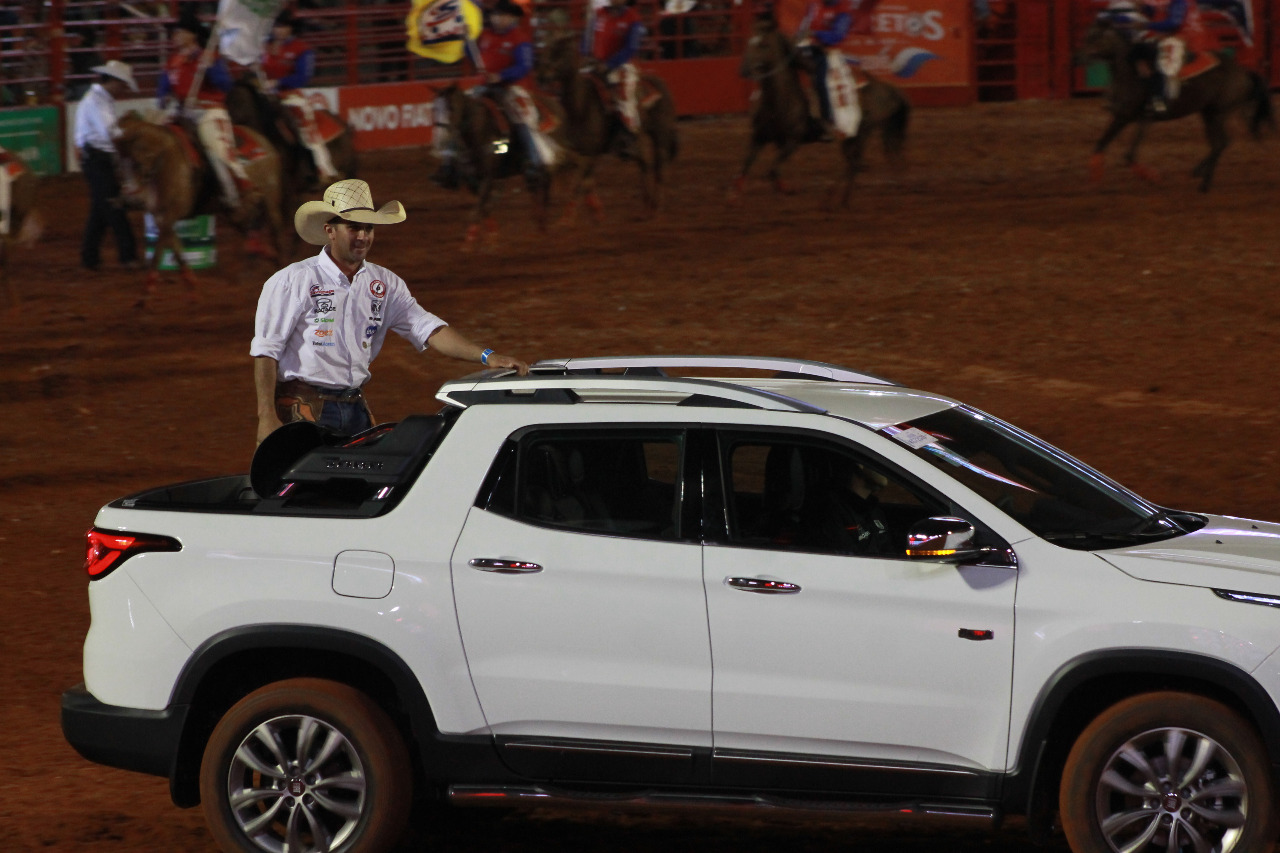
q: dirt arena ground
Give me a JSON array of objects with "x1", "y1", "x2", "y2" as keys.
[{"x1": 4, "y1": 96, "x2": 1280, "y2": 851}]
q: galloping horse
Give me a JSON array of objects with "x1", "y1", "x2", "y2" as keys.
[
  {"x1": 1079, "y1": 15, "x2": 1273, "y2": 192},
  {"x1": 115, "y1": 114, "x2": 283, "y2": 297},
  {"x1": 225, "y1": 76, "x2": 356, "y2": 195},
  {"x1": 537, "y1": 34, "x2": 679, "y2": 218},
  {"x1": 734, "y1": 16, "x2": 910, "y2": 209},
  {"x1": 431, "y1": 84, "x2": 571, "y2": 247},
  {"x1": 0, "y1": 151, "x2": 42, "y2": 310}
]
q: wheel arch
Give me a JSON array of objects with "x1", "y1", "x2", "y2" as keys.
[
  {"x1": 1004, "y1": 648, "x2": 1280, "y2": 842},
  {"x1": 167, "y1": 624, "x2": 439, "y2": 808}
]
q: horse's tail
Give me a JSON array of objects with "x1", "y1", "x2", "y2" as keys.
[
  {"x1": 1248, "y1": 71, "x2": 1275, "y2": 139},
  {"x1": 882, "y1": 90, "x2": 911, "y2": 162}
]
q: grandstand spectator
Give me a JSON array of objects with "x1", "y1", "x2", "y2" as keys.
[
  {"x1": 156, "y1": 10, "x2": 253, "y2": 210},
  {"x1": 658, "y1": 0, "x2": 699, "y2": 59},
  {"x1": 262, "y1": 10, "x2": 340, "y2": 182}
]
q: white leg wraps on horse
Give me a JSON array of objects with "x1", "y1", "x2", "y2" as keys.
[
  {"x1": 607, "y1": 64, "x2": 642, "y2": 133},
  {"x1": 824, "y1": 49, "x2": 862, "y2": 137},
  {"x1": 196, "y1": 107, "x2": 247, "y2": 207},
  {"x1": 282, "y1": 92, "x2": 339, "y2": 180},
  {"x1": 502, "y1": 85, "x2": 558, "y2": 167},
  {"x1": 1157, "y1": 37, "x2": 1185, "y2": 101}
]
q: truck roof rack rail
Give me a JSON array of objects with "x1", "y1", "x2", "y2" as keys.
[
  {"x1": 436, "y1": 375, "x2": 826, "y2": 414},
  {"x1": 529, "y1": 356, "x2": 898, "y2": 385}
]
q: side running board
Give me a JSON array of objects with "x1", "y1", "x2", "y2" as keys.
[{"x1": 448, "y1": 784, "x2": 999, "y2": 828}]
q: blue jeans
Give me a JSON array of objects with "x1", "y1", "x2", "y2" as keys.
[{"x1": 316, "y1": 399, "x2": 372, "y2": 435}]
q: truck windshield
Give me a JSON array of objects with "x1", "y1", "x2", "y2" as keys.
[{"x1": 878, "y1": 407, "x2": 1200, "y2": 549}]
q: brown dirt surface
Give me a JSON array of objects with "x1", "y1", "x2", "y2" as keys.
[{"x1": 4, "y1": 97, "x2": 1280, "y2": 852}]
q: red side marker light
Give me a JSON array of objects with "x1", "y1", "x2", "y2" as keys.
[{"x1": 84, "y1": 528, "x2": 181, "y2": 580}]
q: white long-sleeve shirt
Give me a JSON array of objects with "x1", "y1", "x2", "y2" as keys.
[
  {"x1": 73, "y1": 83, "x2": 122, "y2": 154},
  {"x1": 251, "y1": 247, "x2": 447, "y2": 390}
]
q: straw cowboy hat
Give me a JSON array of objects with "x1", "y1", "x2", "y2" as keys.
[
  {"x1": 91, "y1": 60, "x2": 138, "y2": 93},
  {"x1": 294, "y1": 179, "x2": 407, "y2": 246}
]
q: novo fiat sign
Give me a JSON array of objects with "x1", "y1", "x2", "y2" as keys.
[{"x1": 337, "y1": 82, "x2": 444, "y2": 151}]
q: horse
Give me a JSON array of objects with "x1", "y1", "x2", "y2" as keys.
[
  {"x1": 225, "y1": 75, "x2": 357, "y2": 197},
  {"x1": 115, "y1": 114, "x2": 283, "y2": 299},
  {"x1": 1078, "y1": 16, "x2": 1274, "y2": 192},
  {"x1": 537, "y1": 33, "x2": 679, "y2": 219},
  {"x1": 431, "y1": 84, "x2": 572, "y2": 248},
  {"x1": 733, "y1": 16, "x2": 911, "y2": 209},
  {"x1": 0, "y1": 152, "x2": 42, "y2": 311}
]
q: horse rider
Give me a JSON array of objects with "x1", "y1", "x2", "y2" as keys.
[
  {"x1": 584, "y1": 0, "x2": 646, "y2": 153},
  {"x1": 476, "y1": 0, "x2": 558, "y2": 172},
  {"x1": 73, "y1": 59, "x2": 139, "y2": 272},
  {"x1": 797, "y1": 0, "x2": 863, "y2": 138},
  {"x1": 157, "y1": 12, "x2": 254, "y2": 212},
  {"x1": 1139, "y1": 0, "x2": 1213, "y2": 112},
  {"x1": 252, "y1": 178, "x2": 529, "y2": 443},
  {"x1": 261, "y1": 10, "x2": 341, "y2": 183}
]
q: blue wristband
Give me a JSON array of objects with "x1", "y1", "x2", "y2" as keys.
[{"x1": 480, "y1": 348, "x2": 494, "y2": 365}]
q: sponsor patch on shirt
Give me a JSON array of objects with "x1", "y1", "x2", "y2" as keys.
[
  {"x1": 310, "y1": 284, "x2": 335, "y2": 297},
  {"x1": 369, "y1": 279, "x2": 386, "y2": 299}
]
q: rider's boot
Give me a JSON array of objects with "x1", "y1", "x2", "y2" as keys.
[{"x1": 1146, "y1": 73, "x2": 1168, "y2": 115}]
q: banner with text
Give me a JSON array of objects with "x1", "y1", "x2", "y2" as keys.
[{"x1": 774, "y1": 0, "x2": 972, "y2": 88}]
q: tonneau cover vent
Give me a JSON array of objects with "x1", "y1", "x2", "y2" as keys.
[{"x1": 250, "y1": 414, "x2": 451, "y2": 517}]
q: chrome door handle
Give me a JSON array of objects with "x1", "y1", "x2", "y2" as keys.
[
  {"x1": 469, "y1": 558, "x2": 543, "y2": 574},
  {"x1": 726, "y1": 577, "x2": 801, "y2": 594}
]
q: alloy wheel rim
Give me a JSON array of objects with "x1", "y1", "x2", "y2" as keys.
[
  {"x1": 1094, "y1": 725, "x2": 1248, "y2": 853},
  {"x1": 225, "y1": 713, "x2": 367, "y2": 853}
]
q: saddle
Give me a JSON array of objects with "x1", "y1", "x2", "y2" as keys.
[
  {"x1": 1178, "y1": 50, "x2": 1219, "y2": 81},
  {"x1": 165, "y1": 121, "x2": 271, "y2": 169},
  {"x1": 585, "y1": 73, "x2": 666, "y2": 112},
  {"x1": 473, "y1": 90, "x2": 561, "y2": 137}
]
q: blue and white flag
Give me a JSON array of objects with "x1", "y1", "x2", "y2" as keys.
[{"x1": 218, "y1": 0, "x2": 288, "y2": 66}]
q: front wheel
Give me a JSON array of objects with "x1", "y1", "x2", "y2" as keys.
[
  {"x1": 199, "y1": 677, "x2": 412, "y2": 853},
  {"x1": 1060, "y1": 691, "x2": 1277, "y2": 853}
]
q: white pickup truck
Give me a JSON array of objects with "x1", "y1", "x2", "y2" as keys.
[{"x1": 63, "y1": 356, "x2": 1280, "y2": 853}]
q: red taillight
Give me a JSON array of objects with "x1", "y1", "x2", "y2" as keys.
[{"x1": 84, "y1": 528, "x2": 181, "y2": 580}]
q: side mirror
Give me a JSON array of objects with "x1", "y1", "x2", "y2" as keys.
[{"x1": 906, "y1": 517, "x2": 1008, "y2": 565}]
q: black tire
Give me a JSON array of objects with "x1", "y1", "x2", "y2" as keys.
[
  {"x1": 1060, "y1": 691, "x2": 1278, "y2": 853},
  {"x1": 199, "y1": 677, "x2": 412, "y2": 853}
]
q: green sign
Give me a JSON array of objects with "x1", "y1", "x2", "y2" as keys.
[{"x1": 0, "y1": 107, "x2": 60, "y2": 175}]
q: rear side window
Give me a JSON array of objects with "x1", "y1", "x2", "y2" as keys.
[{"x1": 477, "y1": 429, "x2": 686, "y2": 541}]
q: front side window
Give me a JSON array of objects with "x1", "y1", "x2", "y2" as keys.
[
  {"x1": 720, "y1": 433, "x2": 948, "y2": 558},
  {"x1": 879, "y1": 407, "x2": 1203, "y2": 548},
  {"x1": 478, "y1": 429, "x2": 686, "y2": 541}
]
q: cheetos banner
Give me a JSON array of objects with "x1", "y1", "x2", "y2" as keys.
[{"x1": 773, "y1": 0, "x2": 973, "y2": 88}]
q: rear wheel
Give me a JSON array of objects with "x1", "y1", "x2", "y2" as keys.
[
  {"x1": 199, "y1": 678, "x2": 412, "y2": 853},
  {"x1": 1060, "y1": 691, "x2": 1277, "y2": 853}
]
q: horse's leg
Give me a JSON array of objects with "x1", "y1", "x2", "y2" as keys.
[
  {"x1": 1090, "y1": 114, "x2": 1134, "y2": 183},
  {"x1": 731, "y1": 137, "x2": 766, "y2": 200},
  {"x1": 1122, "y1": 121, "x2": 1159, "y2": 182},
  {"x1": 835, "y1": 134, "x2": 866, "y2": 210},
  {"x1": 766, "y1": 139, "x2": 802, "y2": 195},
  {"x1": 464, "y1": 173, "x2": 495, "y2": 250},
  {"x1": 634, "y1": 143, "x2": 656, "y2": 217},
  {"x1": 645, "y1": 125, "x2": 665, "y2": 214},
  {"x1": 1192, "y1": 109, "x2": 1228, "y2": 192}
]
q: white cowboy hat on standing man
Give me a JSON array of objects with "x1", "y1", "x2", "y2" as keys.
[
  {"x1": 91, "y1": 60, "x2": 138, "y2": 93},
  {"x1": 294, "y1": 179, "x2": 407, "y2": 246}
]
